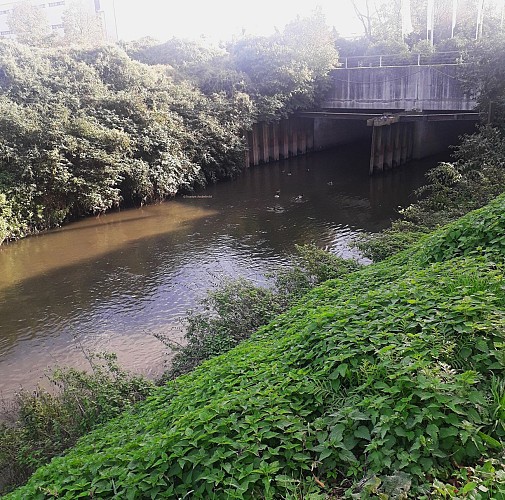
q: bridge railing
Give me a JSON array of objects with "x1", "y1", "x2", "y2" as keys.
[{"x1": 339, "y1": 51, "x2": 470, "y2": 69}]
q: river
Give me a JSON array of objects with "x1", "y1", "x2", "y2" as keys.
[{"x1": 0, "y1": 145, "x2": 441, "y2": 398}]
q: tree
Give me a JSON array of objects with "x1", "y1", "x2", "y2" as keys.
[
  {"x1": 350, "y1": 0, "x2": 376, "y2": 40},
  {"x1": 62, "y1": 0, "x2": 104, "y2": 46},
  {"x1": 229, "y1": 10, "x2": 338, "y2": 119},
  {"x1": 463, "y1": 34, "x2": 505, "y2": 131},
  {"x1": 7, "y1": 1, "x2": 50, "y2": 46},
  {"x1": 350, "y1": 0, "x2": 504, "y2": 47}
]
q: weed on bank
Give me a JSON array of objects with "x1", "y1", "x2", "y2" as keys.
[{"x1": 6, "y1": 195, "x2": 505, "y2": 498}]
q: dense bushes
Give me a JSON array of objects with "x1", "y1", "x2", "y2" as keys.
[
  {"x1": 6, "y1": 194, "x2": 505, "y2": 498},
  {"x1": 128, "y1": 12, "x2": 338, "y2": 121},
  {"x1": 0, "y1": 12, "x2": 339, "y2": 244},
  {"x1": 0, "y1": 41, "x2": 259, "y2": 241},
  {"x1": 356, "y1": 125, "x2": 505, "y2": 261},
  {"x1": 163, "y1": 245, "x2": 361, "y2": 379},
  {"x1": 0, "y1": 353, "x2": 153, "y2": 495}
]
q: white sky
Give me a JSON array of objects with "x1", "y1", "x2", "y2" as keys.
[{"x1": 113, "y1": 0, "x2": 366, "y2": 43}]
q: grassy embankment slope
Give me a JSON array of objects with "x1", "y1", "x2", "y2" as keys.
[{"x1": 7, "y1": 194, "x2": 505, "y2": 498}]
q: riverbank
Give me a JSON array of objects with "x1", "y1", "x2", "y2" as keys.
[{"x1": 6, "y1": 192, "x2": 505, "y2": 498}]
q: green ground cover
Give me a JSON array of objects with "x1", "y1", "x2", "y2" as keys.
[{"x1": 6, "y1": 193, "x2": 505, "y2": 499}]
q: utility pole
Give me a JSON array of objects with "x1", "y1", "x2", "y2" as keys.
[
  {"x1": 427, "y1": 0, "x2": 435, "y2": 45},
  {"x1": 451, "y1": 0, "x2": 458, "y2": 38},
  {"x1": 475, "y1": 0, "x2": 485, "y2": 40},
  {"x1": 111, "y1": 0, "x2": 118, "y2": 41}
]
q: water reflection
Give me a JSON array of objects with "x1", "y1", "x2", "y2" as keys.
[{"x1": 0, "y1": 145, "x2": 441, "y2": 397}]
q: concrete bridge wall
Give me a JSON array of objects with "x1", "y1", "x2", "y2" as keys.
[{"x1": 323, "y1": 65, "x2": 476, "y2": 111}]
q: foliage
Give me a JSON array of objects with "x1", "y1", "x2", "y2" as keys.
[
  {"x1": 0, "y1": 40, "x2": 253, "y2": 240},
  {"x1": 274, "y1": 243, "x2": 362, "y2": 302},
  {"x1": 127, "y1": 36, "x2": 220, "y2": 70},
  {"x1": 431, "y1": 455, "x2": 505, "y2": 498},
  {"x1": 163, "y1": 279, "x2": 282, "y2": 380},
  {"x1": 163, "y1": 245, "x2": 361, "y2": 379},
  {"x1": 0, "y1": 192, "x2": 13, "y2": 244},
  {"x1": 365, "y1": 39, "x2": 410, "y2": 57},
  {"x1": 131, "y1": 12, "x2": 339, "y2": 121},
  {"x1": 462, "y1": 35, "x2": 505, "y2": 132},
  {"x1": 354, "y1": 221, "x2": 427, "y2": 262},
  {"x1": 0, "y1": 353, "x2": 153, "y2": 495},
  {"x1": 349, "y1": 0, "x2": 502, "y2": 46},
  {"x1": 0, "y1": 10, "x2": 340, "y2": 244},
  {"x1": 6, "y1": 196, "x2": 505, "y2": 498},
  {"x1": 7, "y1": 1, "x2": 50, "y2": 47},
  {"x1": 357, "y1": 125, "x2": 505, "y2": 261},
  {"x1": 62, "y1": 0, "x2": 105, "y2": 46},
  {"x1": 228, "y1": 10, "x2": 338, "y2": 120}
]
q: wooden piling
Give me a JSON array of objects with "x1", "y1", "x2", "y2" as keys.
[
  {"x1": 369, "y1": 126, "x2": 377, "y2": 175},
  {"x1": 306, "y1": 118, "x2": 314, "y2": 152},
  {"x1": 298, "y1": 119, "x2": 307, "y2": 155},
  {"x1": 280, "y1": 119, "x2": 289, "y2": 159},
  {"x1": 260, "y1": 122, "x2": 269, "y2": 163},
  {"x1": 376, "y1": 126, "x2": 384, "y2": 172}
]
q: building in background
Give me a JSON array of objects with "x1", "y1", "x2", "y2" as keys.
[{"x1": 0, "y1": 0, "x2": 118, "y2": 42}]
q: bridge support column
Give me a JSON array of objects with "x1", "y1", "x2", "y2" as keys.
[
  {"x1": 369, "y1": 125, "x2": 384, "y2": 174},
  {"x1": 384, "y1": 125, "x2": 393, "y2": 170},
  {"x1": 400, "y1": 123, "x2": 408, "y2": 164},
  {"x1": 370, "y1": 116, "x2": 413, "y2": 174},
  {"x1": 392, "y1": 124, "x2": 401, "y2": 168}
]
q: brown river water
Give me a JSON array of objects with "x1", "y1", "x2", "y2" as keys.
[{"x1": 0, "y1": 145, "x2": 442, "y2": 398}]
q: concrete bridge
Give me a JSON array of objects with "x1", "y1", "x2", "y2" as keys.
[{"x1": 246, "y1": 52, "x2": 479, "y2": 174}]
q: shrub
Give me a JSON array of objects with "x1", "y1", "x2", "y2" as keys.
[
  {"x1": 356, "y1": 126, "x2": 505, "y2": 262},
  {"x1": 162, "y1": 245, "x2": 361, "y2": 380},
  {"x1": 0, "y1": 352, "x2": 153, "y2": 495}
]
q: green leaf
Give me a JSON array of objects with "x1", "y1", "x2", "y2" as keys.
[
  {"x1": 329, "y1": 363, "x2": 348, "y2": 379},
  {"x1": 439, "y1": 427, "x2": 459, "y2": 439},
  {"x1": 426, "y1": 424, "x2": 439, "y2": 439},
  {"x1": 461, "y1": 482, "x2": 477, "y2": 494},
  {"x1": 354, "y1": 426, "x2": 371, "y2": 441},
  {"x1": 478, "y1": 431, "x2": 503, "y2": 449}
]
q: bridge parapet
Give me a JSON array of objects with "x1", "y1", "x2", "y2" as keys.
[
  {"x1": 323, "y1": 62, "x2": 476, "y2": 112},
  {"x1": 339, "y1": 50, "x2": 469, "y2": 69}
]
